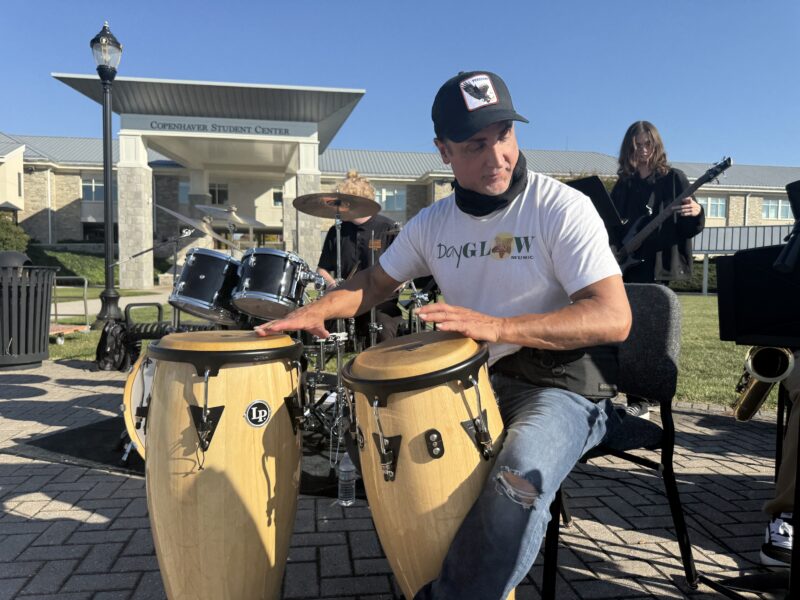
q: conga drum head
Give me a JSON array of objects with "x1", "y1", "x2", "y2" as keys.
[
  {"x1": 349, "y1": 330, "x2": 481, "y2": 380},
  {"x1": 154, "y1": 329, "x2": 296, "y2": 352}
]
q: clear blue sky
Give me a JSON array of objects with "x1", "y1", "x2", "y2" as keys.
[{"x1": 2, "y1": 0, "x2": 798, "y2": 166}]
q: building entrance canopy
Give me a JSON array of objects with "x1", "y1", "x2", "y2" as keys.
[{"x1": 54, "y1": 73, "x2": 365, "y2": 288}]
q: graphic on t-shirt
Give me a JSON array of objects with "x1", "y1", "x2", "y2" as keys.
[
  {"x1": 490, "y1": 233, "x2": 514, "y2": 259},
  {"x1": 435, "y1": 233, "x2": 535, "y2": 268},
  {"x1": 460, "y1": 74, "x2": 498, "y2": 112}
]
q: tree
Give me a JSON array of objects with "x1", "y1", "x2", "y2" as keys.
[{"x1": 0, "y1": 216, "x2": 30, "y2": 253}]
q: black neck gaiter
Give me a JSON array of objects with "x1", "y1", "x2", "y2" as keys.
[{"x1": 454, "y1": 152, "x2": 528, "y2": 217}]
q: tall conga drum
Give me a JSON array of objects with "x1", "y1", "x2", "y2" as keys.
[
  {"x1": 146, "y1": 331, "x2": 304, "y2": 600},
  {"x1": 342, "y1": 331, "x2": 510, "y2": 599}
]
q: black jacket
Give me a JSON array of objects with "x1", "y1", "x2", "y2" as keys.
[
  {"x1": 318, "y1": 214, "x2": 401, "y2": 316},
  {"x1": 610, "y1": 167, "x2": 705, "y2": 283}
]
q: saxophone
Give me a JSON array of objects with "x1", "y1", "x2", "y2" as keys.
[{"x1": 732, "y1": 346, "x2": 795, "y2": 421}]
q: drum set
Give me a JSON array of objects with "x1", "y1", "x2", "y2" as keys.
[{"x1": 119, "y1": 194, "x2": 507, "y2": 599}]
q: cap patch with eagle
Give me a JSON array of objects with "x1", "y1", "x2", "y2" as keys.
[{"x1": 459, "y1": 74, "x2": 498, "y2": 111}]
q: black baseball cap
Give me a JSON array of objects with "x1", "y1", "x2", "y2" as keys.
[{"x1": 432, "y1": 71, "x2": 529, "y2": 142}]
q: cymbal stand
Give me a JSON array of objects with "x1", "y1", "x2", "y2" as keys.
[
  {"x1": 326, "y1": 209, "x2": 350, "y2": 463},
  {"x1": 367, "y1": 230, "x2": 383, "y2": 347},
  {"x1": 401, "y1": 282, "x2": 433, "y2": 334},
  {"x1": 111, "y1": 228, "x2": 194, "y2": 329}
]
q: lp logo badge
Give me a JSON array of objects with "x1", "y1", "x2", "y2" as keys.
[{"x1": 244, "y1": 401, "x2": 272, "y2": 427}]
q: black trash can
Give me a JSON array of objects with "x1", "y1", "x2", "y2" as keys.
[{"x1": 0, "y1": 253, "x2": 58, "y2": 369}]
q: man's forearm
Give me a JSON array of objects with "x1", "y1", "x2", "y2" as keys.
[
  {"x1": 499, "y1": 295, "x2": 631, "y2": 350},
  {"x1": 308, "y1": 267, "x2": 398, "y2": 321}
]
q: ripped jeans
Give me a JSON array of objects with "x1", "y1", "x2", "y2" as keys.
[{"x1": 415, "y1": 373, "x2": 610, "y2": 600}]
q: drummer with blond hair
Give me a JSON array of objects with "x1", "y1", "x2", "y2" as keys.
[
  {"x1": 258, "y1": 71, "x2": 631, "y2": 598},
  {"x1": 316, "y1": 170, "x2": 403, "y2": 344}
]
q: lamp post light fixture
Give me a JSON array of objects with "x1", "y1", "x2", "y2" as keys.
[{"x1": 90, "y1": 22, "x2": 124, "y2": 327}]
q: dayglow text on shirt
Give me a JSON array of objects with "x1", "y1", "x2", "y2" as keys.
[{"x1": 435, "y1": 235, "x2": 536, "y2": 268}]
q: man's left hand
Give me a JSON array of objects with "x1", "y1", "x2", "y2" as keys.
[
  {"x1": 674, "y1": 197, "x2": 702, "y2": 217},
  {"x1": 416, "y1": 302, "x2": 505, "y2": 342}
]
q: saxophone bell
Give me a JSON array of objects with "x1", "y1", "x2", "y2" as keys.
[{"x1": 732, "y1": 346, "x2": 795, "y2": 422}]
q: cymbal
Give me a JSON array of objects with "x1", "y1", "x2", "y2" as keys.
[
  {"x1": 194, "y1": 205, "x2": 268, "y2": 229},
  {"x1": 293, "y1": 192, "x2": 381, "y2": 220},
  {"x1": 155, "y1": 204, "x2": 239, "y2": 249}
]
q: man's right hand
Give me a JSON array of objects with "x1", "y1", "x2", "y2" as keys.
[{"x1": 254, "y1": 305, "x2": 330, "y2": 339}]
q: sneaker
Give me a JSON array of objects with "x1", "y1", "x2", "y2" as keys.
[
  {"x1": 625, "y1": 401, "x2": 650, "y2": 421},
  {"x1": 760, "y1": 513, "x2": 793, "y2": 567}
]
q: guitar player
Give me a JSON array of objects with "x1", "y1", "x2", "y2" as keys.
[{"x1": 610, "y1": 120, "x2": 705, "y2": 419}]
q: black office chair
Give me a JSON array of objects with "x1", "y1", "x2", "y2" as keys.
[{"x1": 541, "y1": 283, "x2": 699, "y2": 598}]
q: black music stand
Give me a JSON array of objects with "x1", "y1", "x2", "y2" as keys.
[
  {"x1": 701, "y1": 240, "x2": 800, "y2": 599},
  {"x1": 566, "y1": 175, "x2": 626, "y2": 229}
]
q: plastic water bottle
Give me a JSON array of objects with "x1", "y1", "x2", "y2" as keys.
[{"x1": 337, "y1": 453, "x2": 356, "y2": 507}]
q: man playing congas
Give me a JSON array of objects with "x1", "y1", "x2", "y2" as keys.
[{"x1": 257, "y1": 70, "x2": 631, "y2": 599}]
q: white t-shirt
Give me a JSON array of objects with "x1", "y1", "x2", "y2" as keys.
[{"x1": 380, "y1": 170, "x2": 621, "y2": 363}]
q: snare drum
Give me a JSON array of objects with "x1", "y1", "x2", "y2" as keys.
[
  {"x1": 146, "y1": 331, "x2": 304, "y2": 600},
  {"x1": 232, "y1": 248, "x2": 311, "y2": 320},
  {"x1": 121, "y1": 352, "x2": 155, "y2": 459},
  {"x1": 169, "y1": 248, "x2": 240, "y2": 325},
  {"x1": 342, "y1": 331, "x2": 508, "y2": 599}
]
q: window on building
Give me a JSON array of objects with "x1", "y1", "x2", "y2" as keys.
[
  {"x1": 209, "y1": 183, "x2": 228, "y2": 205},
  {"x1": 273, "y1": 191, "x2": 284, "y2": 207},
  {"x1": 762, "y1": 197, "x2": 793, "y2": 220},
  {"x1": 18, "y1": 172, "x2": 23, "y2": 197},
  {"x1": 374, "y1": 186, "x2": 407, "y2": 212},
  {"x1": 82, "y1": 175, "x2": 117, "y2": 203},
  {"x1": 178, "y1": 180, "x2": 190, "y2": 205},
  {"x1": 82, "y1": 223, "x2": 118, "y2": 242},
  {"x1": 696, "y1": 195, "x2": 727, "y2": 219}
]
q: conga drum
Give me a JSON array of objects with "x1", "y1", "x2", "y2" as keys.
[
  {"x1": 121, "y1": 351, "x2": 155, "y2": 460},
  {"x1": 342, "y1": 331, "x2": 510, "y2": 599},
  {"x1": 146, "y1": 331, "x2": 304, "y2": 600}
]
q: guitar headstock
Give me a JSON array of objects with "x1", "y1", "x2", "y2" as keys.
[{"x1": 700, "y1": 156, "x2": 733, "y2": 186}]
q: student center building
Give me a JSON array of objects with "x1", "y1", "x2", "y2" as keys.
[{"x1": 1, "y1": 74, "x2": 798, "y2": 289}]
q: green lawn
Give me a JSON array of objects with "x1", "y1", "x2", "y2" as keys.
[
  {"x1": 47, "y1": 294, "x2": 766, "y2": 409},
  {"x1": 675, "y1": 295, "x2": 749, "y2": 406},
  {"x1": 27, "y1": 247, "x2": 171, "y2": 287}
]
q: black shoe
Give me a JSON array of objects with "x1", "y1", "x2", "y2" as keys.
[{"x1": 760, "y1": 513, "x2": 793, "y2": 567}]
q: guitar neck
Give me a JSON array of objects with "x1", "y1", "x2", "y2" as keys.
[{"x1": 621, "y1": 175, "x2": 705, "y2": 256}]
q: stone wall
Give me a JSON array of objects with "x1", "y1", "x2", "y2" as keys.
[
  {"x1": 727, "y1": 195, "x2": 745, "y2": 226},
  {"x1": 20, "y1": 170, "x2": 52, "y2": 243},
  {"x1": 117, "y1": 166, "x2": 153, "y2": 289},
  {"x1": 406, "y1": 184, "x2": 429, "y2": 221},
  {"x1": 53, "y1": 173, "x2": 83, "y2": 242}
]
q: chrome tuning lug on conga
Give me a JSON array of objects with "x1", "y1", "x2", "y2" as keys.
[
  {"x1": 370, "y1": 400, "x2": 402, "y2": 481},
  {"x1": 466, "y1": 374, "x2": 494, "y2": 460},
  {"x1": 188, "y1": 369, "x2": 225, "y2": 453}
]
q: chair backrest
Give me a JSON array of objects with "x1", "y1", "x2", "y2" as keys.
[{"x1": 617, "y1": 283, "x2": 682, "y2": 403}]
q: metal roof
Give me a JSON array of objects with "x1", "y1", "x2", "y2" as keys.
[
  {"x1": 5, "y1": 130, "x2": 798, "y2": 191},
  {"x1": 318, "y1": 148, "x2": 619, "y2": 179},
  {"x1": 319, "y1": 149, "x2": 445, "y2": 178},
  {"x1": 673, "y1": 161, "x2": 800, "y2": 192},
  {"x1": 0, "y1": 133, "x2": 25, "y2": 159},
  {"x1": 53, "y1": 73, "x2": 365, "y2": 152},
  {"x1": 8, "y1": 134, "x2": 170, "y2": 166}
]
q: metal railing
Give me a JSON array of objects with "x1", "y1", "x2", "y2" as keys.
[
  {"x1": 693, "y1": 225, "x2": 793, "y2": 294},
  {"x1": 51, "y1": 276, "x2": 89, "y2": 326}
]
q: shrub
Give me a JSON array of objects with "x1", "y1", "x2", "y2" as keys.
[{"x1": 0, "y1": 217, "x2": 30, "y2": 253}]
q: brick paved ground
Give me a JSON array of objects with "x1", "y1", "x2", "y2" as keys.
[{"x1": 0, "y1": 359, "x2": 782, "y2": 599}]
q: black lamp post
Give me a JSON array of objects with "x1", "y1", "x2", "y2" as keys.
[{"x1": 90, "y1": 22, "x2": 124, "y2": 327}]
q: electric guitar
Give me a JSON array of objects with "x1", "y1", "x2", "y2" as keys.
[{"x1": 614, "y1": 157, "x2": 732, "y2": 273}]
